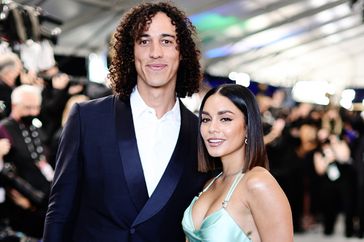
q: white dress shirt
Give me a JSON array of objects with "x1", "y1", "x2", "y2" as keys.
[{"x1": 130, "y1": 87, "x2": 181, "y2": 196}]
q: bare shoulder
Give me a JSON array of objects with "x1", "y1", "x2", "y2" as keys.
[
  {"x1": 242, "y1": 168, "x2": 293, "y2": 242},
  {"x1": 243, "y1": 166, "x2": 282, "y2": 196}
]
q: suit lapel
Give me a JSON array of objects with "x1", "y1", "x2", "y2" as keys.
[
  {"x1": 132, "y1": 100, "x2": 193, "y2": 226},
  {"x1": 114, "y1": 97, "x2": 149, "y2": 211}
]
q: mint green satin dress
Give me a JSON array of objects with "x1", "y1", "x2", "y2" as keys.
[{"x1": 182, "y1": 172, "x2": 252, "y2": 242}]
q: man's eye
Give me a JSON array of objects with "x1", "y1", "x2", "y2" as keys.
[
  {"x1": 139, "y1": 39, "x2": 149, "y2": 45},
  {"x1": 161, "y1": 39, "x2": 173, "y2": 45}
]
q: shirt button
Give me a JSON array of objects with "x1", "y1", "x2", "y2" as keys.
[{"x1": 130, "y1": 228, "x2": 135, "y2": 234}]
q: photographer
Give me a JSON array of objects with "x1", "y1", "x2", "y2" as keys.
[
  {"x1": 0, "y1": 85, "x2": 52, "y2": 239},
  {"x1": 38, "y1": 65, "x2": 84, "y2": 151},
  {"x1": 0, "y1": 52, "x2": 22, "y2": 119},
  {"x1": 313, "y1": 128, "x2": 356, "y2": 237},
  {"x1": 1, "y1": 138, "x2": 41, "y2": 241},
  {"x1": 0, "y1": 138, "x2": 11, "y2": 215}
]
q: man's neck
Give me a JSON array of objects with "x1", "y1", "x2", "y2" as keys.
[{"x1": 137, "y1": 86, "x2": 176, "y2": 119}]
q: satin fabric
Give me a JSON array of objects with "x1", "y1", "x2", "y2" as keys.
[{"x1": 182, "y1": 173, "x2": 251, "y2": 242}]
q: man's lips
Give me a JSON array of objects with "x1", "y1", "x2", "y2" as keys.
[{"x1": 147, "y1": 64, "x2": 167, "y2": 70}]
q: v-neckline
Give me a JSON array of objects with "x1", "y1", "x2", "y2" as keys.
[
  {"x1": 190, "y1": 197, "x2": 226, "y2": 231},
  {"x1": 190, "y1": 172, "x2": 244, "y2": 231}
]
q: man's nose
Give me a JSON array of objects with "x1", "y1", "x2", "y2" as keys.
[
  {"x1": 29, "y1": 106, "x2": 40, "y2": 115},
  {"x1": 149, "y1": 41, "x2": 163, "y2": 58}
]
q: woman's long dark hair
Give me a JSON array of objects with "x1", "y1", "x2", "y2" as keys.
[{"x1": 197, "y1": 84, "x2": 269, "y2": 172}]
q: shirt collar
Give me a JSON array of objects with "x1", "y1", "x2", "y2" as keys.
[{"x1": 130, "y1": 86, "x2": 180, "y2": 121}]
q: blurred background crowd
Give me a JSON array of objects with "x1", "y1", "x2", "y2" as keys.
[
  {"x1": 0, "y1": 39, "x2": 111, "y2": 241},
  {"x1": 1, "y1": 0, "x2": 364, "y2": 241}
]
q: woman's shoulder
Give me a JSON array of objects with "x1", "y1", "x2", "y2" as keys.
[{"x1": 243, "y1": 166, "x2": 280, "y2": 194}]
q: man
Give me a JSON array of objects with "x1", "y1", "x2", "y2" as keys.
[
  {"x1": 43, "y1": 2, "x2": 207, "y2": 242},
  {"x1": 0, "y1": 84, "x2": 52, "y2": 238},
  {"x1": 38, "y1": 64, "x2": 84, "y2": 150},
  {"x1": 0, "y1": 52, "x2": 22, "y2": 118}
]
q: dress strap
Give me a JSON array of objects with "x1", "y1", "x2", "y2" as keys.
[
  {"x1": 198, "y1": 172, "x2": 223, "y2": 197},
  {"x1": 222, "y1": 173, "x2": 244, "y2": 208}
]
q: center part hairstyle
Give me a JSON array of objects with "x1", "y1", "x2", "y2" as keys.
[
  {"x1": 108, "y1": 1, "x2": 202, "y2": 100},
  {"x1": 197, "y1": 84, "x2": 269, "y2": 173}
]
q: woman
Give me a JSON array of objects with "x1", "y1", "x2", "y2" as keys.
[{"x1": 182, "y1": 84, "x2": 293, "y2": 242}]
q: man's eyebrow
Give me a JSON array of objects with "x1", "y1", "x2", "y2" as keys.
[
  {"x1": 161, "y1": 33, "x2": 176, "y2": 38},
  {"x1": 138, "y1": 33, "x2": 149, "y2": 38},
  {"x1": 138, "y1": 33, "x2": 176, "y2": 38}
]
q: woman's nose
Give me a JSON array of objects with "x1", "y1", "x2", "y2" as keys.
[{"x1": 208, "y1": 119, "x2": 219, "y2": 133}]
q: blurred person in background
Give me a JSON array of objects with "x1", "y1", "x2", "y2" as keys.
[
  {"x1": 48, "y1": 94, "x2": 89, "y2": 165},
  {"x1": 354, "y1": 130, "x2": 364, "y2": 238},
  {"x1": 267, "y1": 102, "x2": 320, "y2": 234},
  {"x1": 314, "y1": 126, "x2": 356, "y2": 237},
  {"x1": 321, "y1": 106, "x2": 343, "y2": 136},
  {"x1": 0, "y1": 138, "x2": 11, "y2": 221},
  {"x1": 0, "y1": 52, "x2": 22, "y2": 119},
  {"x1": 38, "y1": 64, "x2": 84, "y2": 150},
  {"x1": 0, "y1": 85, "x2": 52, "y2": 239}
]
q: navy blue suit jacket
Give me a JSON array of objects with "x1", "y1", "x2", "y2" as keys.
[{"x1": 43, "y1": 95, "x2": 207, "y2": 242}]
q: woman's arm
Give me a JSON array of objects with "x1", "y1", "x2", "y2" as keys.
[{"x1": 246, "y1": 167, "x2": 293, "y2": 242}]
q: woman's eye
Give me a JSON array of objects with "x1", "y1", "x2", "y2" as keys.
[
  {"x1": 221, "y1": 117, "x2": 232, "y2": 122},
  {"x1": 201, "y1": 118, "x2": 210, "y2": 123}
]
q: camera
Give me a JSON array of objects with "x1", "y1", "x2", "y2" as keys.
[
  {"x1": 68, "y1": 76, "x2": 88, "y2": 86},
  {"x1": 38, "y1": 71, "x2": 88, "y2": 87},
  {"x1": 0, "y1": 163, "x2": 45, "y2": 207}
]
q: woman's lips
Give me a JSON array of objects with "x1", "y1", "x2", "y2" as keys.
[{"x1": 207, "y1": 138, "x2": 224, "y2": 147}]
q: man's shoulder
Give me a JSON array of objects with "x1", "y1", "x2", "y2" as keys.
[
  {"x1": 76, "y1": 95, "x2": 118, "y2": 113},
  {"x1": 0, "y1": 118, "x2": 16, "y2": 139},
  {"x1": 80, "y1": 94, "x2": 115, "y2": 106}
]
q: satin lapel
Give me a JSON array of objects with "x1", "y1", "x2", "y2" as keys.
[
  {"x1": 132, "y1": 100, "x2": 193, "y2": 227},
  {"x1": 114, "y1": 97, "x2": 149, "y2": 211}
]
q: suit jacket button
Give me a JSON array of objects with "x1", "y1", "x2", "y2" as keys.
[{"x1": 130, "y1": 228, "x2": 135, "y2": 234}]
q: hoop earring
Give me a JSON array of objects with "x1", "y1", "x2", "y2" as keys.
[{"x1": 244, "y1": 137, "x2": 248, "y2": 145}]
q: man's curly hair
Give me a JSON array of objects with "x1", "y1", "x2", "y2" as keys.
[{"x1": 108, "y1": 1, "x2": 202, "y2": 100}]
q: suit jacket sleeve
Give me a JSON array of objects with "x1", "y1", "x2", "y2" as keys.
[{"x1": 43, "y1": 103, "x2": 83, "y2": 242}]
